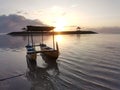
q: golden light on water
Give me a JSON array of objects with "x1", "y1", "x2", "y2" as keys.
[{"x1": 55, "y1": 35, "x2": 63, "y2": 42}]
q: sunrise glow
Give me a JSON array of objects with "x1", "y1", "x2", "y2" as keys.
[{"x1": 54, "y1": 17, "x2": 67, "y2": 32}]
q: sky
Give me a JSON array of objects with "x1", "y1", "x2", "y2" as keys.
[{"x1": 0, "y1": 0, "x2": 120, "y2": 29}]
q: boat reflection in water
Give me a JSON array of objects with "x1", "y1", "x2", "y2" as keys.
[{"x1": 26, "y1": 53, "x2": 59, "y2": 90}]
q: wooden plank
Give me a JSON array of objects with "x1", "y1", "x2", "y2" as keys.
[
  {"x1": 35, "y1": 50, "x2": 55, "y2": 53},
  {"x1": 27, "y1": 50, "x2": 56, "y2": 54}
]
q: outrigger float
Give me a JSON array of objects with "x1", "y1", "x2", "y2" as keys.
[{"x1": 25, "y1": 26, "x2": 59, "y2": 61}]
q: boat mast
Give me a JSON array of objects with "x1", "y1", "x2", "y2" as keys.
[
  {"x1": 42, "y1": 30, "x2": 43, "y2": 44},
  {"x1": 27, "y1": 30, "x2": 30, "y2": 45},
  {"x1": 31, "y1": 31, "x2": 34, "y2": 46},
  {"x1": 53, "y1": 29, "x2": 55, "y2": 49}
]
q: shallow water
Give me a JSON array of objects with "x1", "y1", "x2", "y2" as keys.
[{"x1": 0, "y1": 34, "x2": 120, "y2": 90}]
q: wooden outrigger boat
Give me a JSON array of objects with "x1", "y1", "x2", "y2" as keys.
[{"x1": 25, "y1": 25, "x2": 59, "y2": 60}]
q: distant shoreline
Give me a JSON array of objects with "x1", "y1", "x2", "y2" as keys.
[{"x1": 8, "y1": 30, "x2": 97, "y2": 36}]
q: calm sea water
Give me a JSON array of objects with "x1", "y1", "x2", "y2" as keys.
[{"x1": 0, "y1": 34, "x2": 120, "y2": 90}]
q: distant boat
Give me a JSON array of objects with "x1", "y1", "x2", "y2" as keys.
[{"x1": 25, "y1": 26, "x2": 59, "y2": 61}]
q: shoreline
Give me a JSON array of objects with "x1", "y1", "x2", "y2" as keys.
[{"x1": 8, "y1": 30, "x2": 97, "y2": 36}]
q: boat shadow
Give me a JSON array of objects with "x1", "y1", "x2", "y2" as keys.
[
  {"x1": 41, "y1": 53, "x2": 59, "y2": 75},
  {"x1": 25, "y1": 54, "x2": 59, "y2": 90}
]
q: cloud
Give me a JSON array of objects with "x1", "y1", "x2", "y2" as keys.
[
  {"x1": 16, "y1": 11, "x2": 22, "y2": 14},
  {"x1": 16, "y1": 10, "x2": 31, "y2": 15},
  {"x1": 0, "y1": 14, "x2": 45, "y2": 33},
  {"x1": 71, "y1": 4, "x2": 78, "y2": 8}
]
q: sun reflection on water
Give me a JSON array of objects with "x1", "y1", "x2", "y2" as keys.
[{"x1": 55, "y1": 35, "x2": 63, "y2": 43}]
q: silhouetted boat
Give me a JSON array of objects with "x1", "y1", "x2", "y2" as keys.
[{"x1": 25, "y1": 26, "x2": 59, "y2": 60}]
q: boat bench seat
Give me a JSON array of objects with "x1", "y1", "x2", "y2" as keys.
[{"x1": 40, "y1": 44, "x2": 46, "y2": 47}]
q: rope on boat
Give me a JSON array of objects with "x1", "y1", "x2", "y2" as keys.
[{"x1": 0, "y1": 73, "x2": 25, "y2": 81}]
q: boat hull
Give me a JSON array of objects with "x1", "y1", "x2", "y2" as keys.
[
  {"x1": 40, "y1": 44, "x2": 59, "y2": 60},
  {"x1": 26, "y1": 45, "x2": 37, "y2": 60},
  {"x1": 41, "y1": 50, "x2": 59, "y2": 60},
  {"x1": 26, "y1": 53, "x2": 37, "y2": 60}
]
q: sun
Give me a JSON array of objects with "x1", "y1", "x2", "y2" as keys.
[{"x1": 54, "y1": 17, "x2": 67, "y2": 32}]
